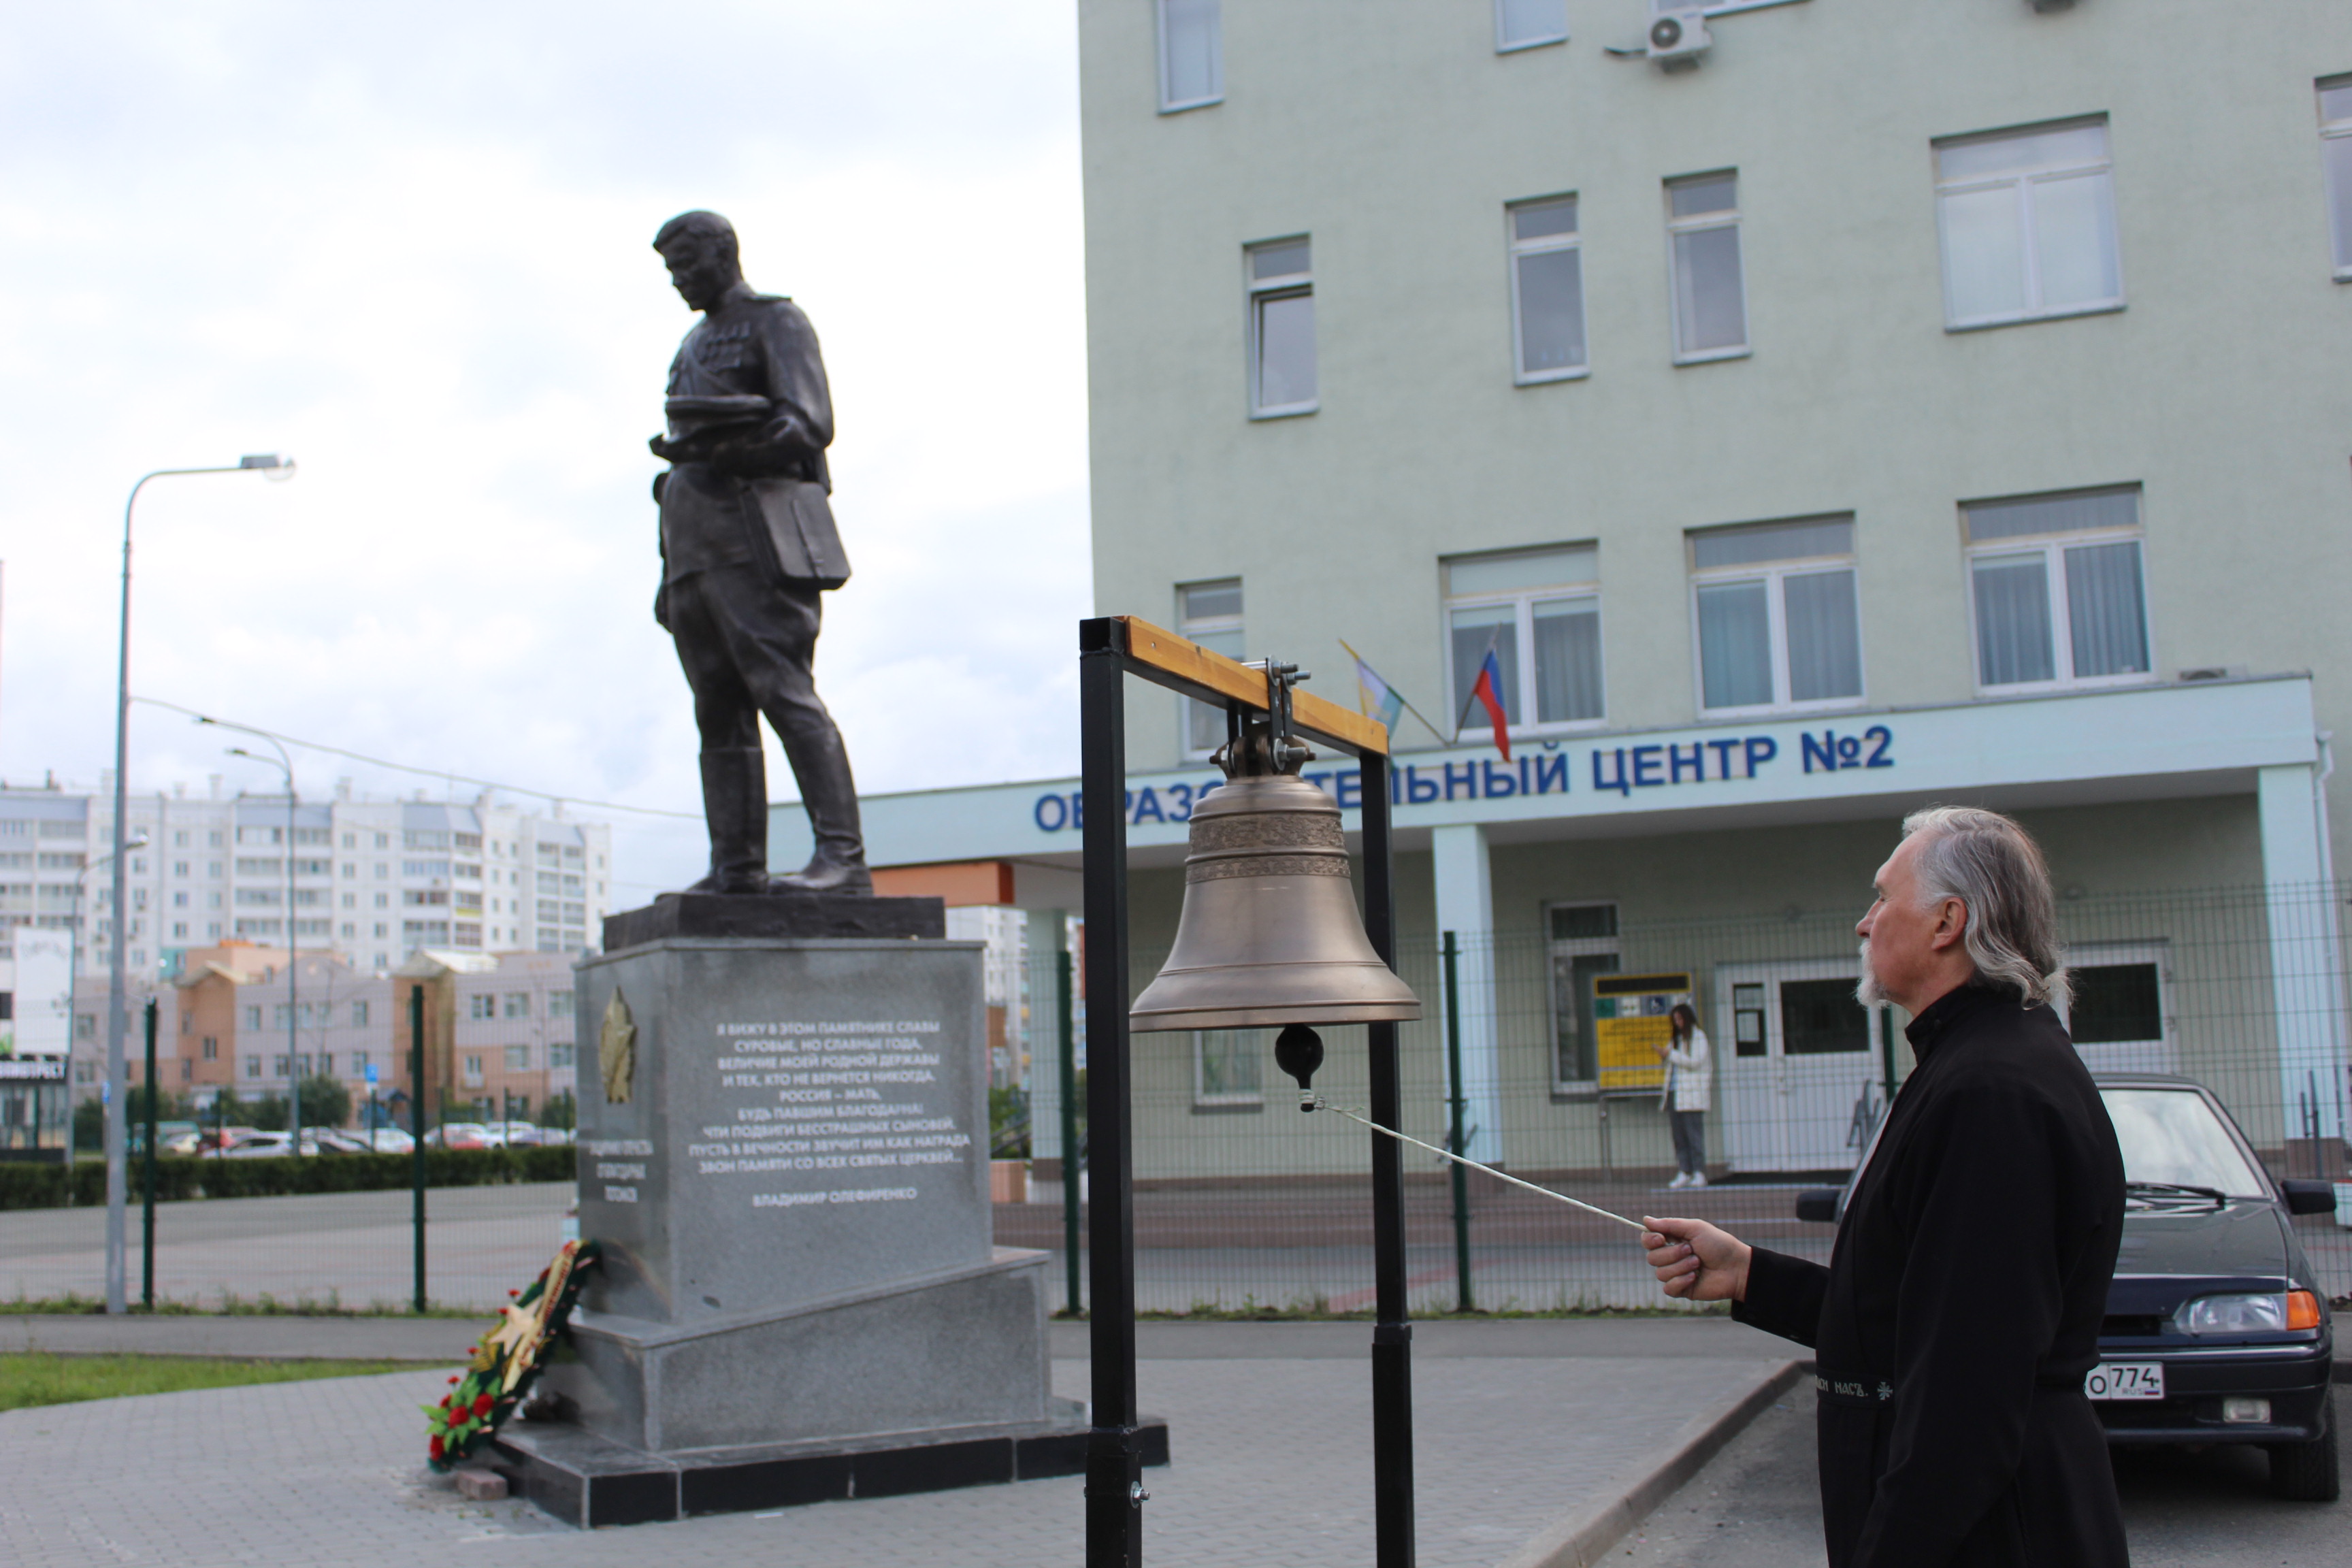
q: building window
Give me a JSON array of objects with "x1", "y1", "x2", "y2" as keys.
[
  {"x1": 1549, "y1": 904, "x2": 1621, "y2": 1089},
  {"x1": 272, "y1": 1056, "x2": 289, "y2": 1078},
  {"x1": 462, "y1": 1054, "x2": 484, "y2": 1085},
  {"x1": 1443, "y1": 544, "x2": 1603, "y2": 734},
  {"x1": 244, "y1": 1005, "x2": 261, "y2": 1030},
  {"x1": 352, "y1": 1049, "x2": 370, "y2": 1076},
  {"x1": 352, "y1": 1000, "x2": 369, "y2": 1027},
  {"x1": 504, "y1": 992, "x2": 530, "y2": 1018},
  {"x1": 201, "y1": 1036, "x2": 218, "y2": 1060},
  {"x1": 2320, "y1": 79, "x2": 2352, "y2": 278},
  {"x1": 1156, "y1": 0, "x2": 1222, "y2": 112},
  {"x1": 551, "y1": 1043, "x2": 576, "y2": 1068},
  {"x1": 1245, "y1": 238, "x2": 1316, "y2": 416},
  {"x1": 1177, "y1": 580, "x2": 1245, "y2": 756},
  {"x1": 548, "y1": 992, "x2": 575, "y2": 1019},
  {"x1": 1507, "y1": 196, "x2": 1586, "y2": 382},
  {"x1": 244, "y1": 1057, "x2": 259, "y2": 1079},
  {"x1": 1495, "y1": 0, "x2": 1566, "y2": 51},
  {"x1": 1963, "y1": 487, "x2": 2149, "y2": 691},
  {"x1": 1193, "y1": 1028, "x2": 1262, "y2": 1107},
  {"x1": 505, "y1": 1044, "x2": 532, "y2": 1072},
  {"x1": 470, "y1": 994, "x2": 495, "y2": 1020},
  {"x1": 1690, "y1": 516, "x2": 1862, "y2": 714},
  {"x1": 1935, "y1": 118, "x2": 2120, "y2": 329},
  {"x1": 1665, "y1": 172, "x2": 1747, "y2": 361}
]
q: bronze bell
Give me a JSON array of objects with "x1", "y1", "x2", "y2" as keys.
[{"x1": 1130, "y1": 682, "x2": 1420, "y2": 1033}]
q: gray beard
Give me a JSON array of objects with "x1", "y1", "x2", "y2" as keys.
[{"x1": 1855, "y1": 941, "x2": 1889, "y2": 1009}]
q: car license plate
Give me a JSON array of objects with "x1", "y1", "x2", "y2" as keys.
[{"x1": 2085, "y1": 1362, "x2": 2165, "y2": 1401}]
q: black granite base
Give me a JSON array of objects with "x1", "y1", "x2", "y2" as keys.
[
  {"x1": 604, "y1": 892, "x2": 945, "y2": 950},
  {"x1": 491, "y1": 1411, "x2": 1169, "y2": 1529}
]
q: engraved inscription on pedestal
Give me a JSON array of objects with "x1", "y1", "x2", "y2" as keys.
[{"x1": 572, "y1": 940, "x2": 988, "y2": 1328}]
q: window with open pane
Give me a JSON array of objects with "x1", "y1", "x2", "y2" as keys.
[
  {"x1": 1246, "y1": 238, "x2": 1316, "y2": 416},
  {"x1": 1665, "y1": 172, "x2": 1748, "y2": 361}
]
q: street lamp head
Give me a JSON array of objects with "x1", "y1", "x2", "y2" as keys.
[
  {"x1": 125, "y1": 829, "x2": 150, "y2": 850},
  {"x1": 238, "y1": 453, "x2": 297, "y2": 483}
]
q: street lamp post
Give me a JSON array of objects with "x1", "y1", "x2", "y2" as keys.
[{"x1": 106, "y1": 454, "x2": 292, "y2": 1315}]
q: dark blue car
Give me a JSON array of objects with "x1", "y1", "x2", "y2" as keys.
[{"x1": 1799, "y1": 1072, "x2": 2339, "y2": 1500}]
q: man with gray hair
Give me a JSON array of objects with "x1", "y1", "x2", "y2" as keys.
[{"x1": 1642, "y1": 806, "x2": 2127, "y2": 1567}]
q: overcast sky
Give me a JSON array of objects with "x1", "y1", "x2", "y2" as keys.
[{"x1": 0, "y1": 1, "x2": 1091, "y2": 903}]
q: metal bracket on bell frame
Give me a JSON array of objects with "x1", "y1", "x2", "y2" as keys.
[{"x1": 1076, "y1": 615, "x2": 1416, "y2": 1568}]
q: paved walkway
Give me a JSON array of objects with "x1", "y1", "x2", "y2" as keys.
[{"x1": 0, "y1": 1322, "x2": 1798, "y2": 1568}]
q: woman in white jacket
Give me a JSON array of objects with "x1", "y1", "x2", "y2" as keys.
[{"x1": 1656, "y1": 1002, "x2": 1712, "y2": 1189}]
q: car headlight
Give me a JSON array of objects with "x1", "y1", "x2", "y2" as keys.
[{"x1": 2174, "y1": 1291, "x2": 2323, "y2": 1334}]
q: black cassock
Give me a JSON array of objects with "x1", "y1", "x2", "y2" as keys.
[{"x1": 1734, "y1": 981, "x2": 2130, "y2": 1568}]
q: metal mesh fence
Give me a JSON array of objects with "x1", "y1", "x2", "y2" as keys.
[
  {"x1": 1005, "y1": 882, "x2": 2352, "y2": 1315},
  {"x1": 7, "y1": 882, "x2": 2346, "y2": 1317}
]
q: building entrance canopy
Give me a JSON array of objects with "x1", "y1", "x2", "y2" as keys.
[{"x1": 777, "y1": 676, "x2": 2321, "y2": 870}]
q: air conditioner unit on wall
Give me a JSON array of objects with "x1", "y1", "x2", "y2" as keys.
[{"x1": 1647, "y1": 7, "x2": 1712, "y2": 63}]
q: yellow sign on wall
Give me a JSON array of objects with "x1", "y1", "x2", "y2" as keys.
[{"x1": 1593, "y1": 973, "x2": 1695, "y2": 1094}]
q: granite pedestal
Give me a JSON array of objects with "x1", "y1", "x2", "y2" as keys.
[{"x1": 502, "y1": 895, "x2": 1160, "y2": 1525}]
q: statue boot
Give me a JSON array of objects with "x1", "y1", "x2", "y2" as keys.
[
  {"x1": 685, "y1": 747, "x2": 772, "y2": 895},
  {"x1": 773, "y1": 724, "x2": 872, "y2": 896}
]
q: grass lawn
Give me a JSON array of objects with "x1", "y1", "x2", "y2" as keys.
[{"x1": 0, "y1": 1353, "x2": 437, "y2": 1411}]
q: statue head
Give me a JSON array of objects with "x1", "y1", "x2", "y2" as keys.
[{"x1": 654, "y1": 210, "x2": 743, "y2": 313}]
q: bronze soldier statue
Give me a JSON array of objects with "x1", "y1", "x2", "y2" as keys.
[{"x1": 649, "y1": 210, "x2": 869, "y2": 896}]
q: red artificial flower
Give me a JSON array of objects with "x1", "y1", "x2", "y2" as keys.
[
  {"x1": 446, "y1": 1375, "x2": 459, "y2": 1385},
  {"x1": 472, "y1": 1392, "x2": 494, "y2": 1418},
  {"x1": 429, "y1": 1435, "x2": 445, "y2": 1460}
]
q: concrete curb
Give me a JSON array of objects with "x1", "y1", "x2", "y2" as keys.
[{"x1": 1497, "y1": 1358, "x2": 1806, "y2": 1568}]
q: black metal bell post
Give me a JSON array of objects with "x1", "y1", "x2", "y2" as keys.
[{"x1": 1130, "y1": 664, "x2": 1420, "y2": 1035}]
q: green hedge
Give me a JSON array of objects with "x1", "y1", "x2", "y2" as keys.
[{"x1": 0, "y1": 1145, "x2": 576, "y2": 1211}]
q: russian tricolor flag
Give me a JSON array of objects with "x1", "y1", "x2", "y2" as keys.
[{"x1": 1470, "y1": 649, "x2": 1511, "y2": 762}]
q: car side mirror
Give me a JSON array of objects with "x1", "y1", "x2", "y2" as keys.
[
  {"x1": 2281, "y1": 1179, "x2": 2338, "y2": 1216},
  {"x1": 1795, "y1": 1188, "x2": 1842, "y2": 1223}
]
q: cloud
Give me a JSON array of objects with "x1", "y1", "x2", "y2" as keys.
[{"x1": 0, "y1": 0, "x2": 1090, "y2": 898}]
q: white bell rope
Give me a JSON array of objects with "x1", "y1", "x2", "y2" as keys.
[{"x1": 1307, "y1": 1097, "x2": 1648, "y2": 1233}]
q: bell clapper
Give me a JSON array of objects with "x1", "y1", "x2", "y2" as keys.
[{"x1": 1274, "y1": 1024, "x2": 1325, "y2": 1113}]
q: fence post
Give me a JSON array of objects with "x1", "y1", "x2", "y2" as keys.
[
  {"x1": 410, "y1": 983, "x2": 427, "y2": 1313},
  {"x1": 140, "y1": 997, "x2": 157, "y2": 1310},
  {"x1": 1442, "y1": 932, "x2": 1473, "y2": 1314},
  {"x1": 1058, "y1": 947, "x2": 1082, "y2": 1316}
]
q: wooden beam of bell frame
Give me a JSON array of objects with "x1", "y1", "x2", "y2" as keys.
[{"x1": 1100, "y1": 616, "x2": 1391, "y2": 757}]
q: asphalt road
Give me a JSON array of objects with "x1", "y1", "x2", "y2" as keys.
[{"x1": 1618, "y1": 1385, "x2": 2348, "y2": 1567}]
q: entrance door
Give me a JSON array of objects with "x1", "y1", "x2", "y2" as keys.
[{"x1": 1716, "y1": 959, "x2": 1886, "y2": 1174}]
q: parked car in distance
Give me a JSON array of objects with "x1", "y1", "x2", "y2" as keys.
[
  {"x1": 496, "y1": 1122, "x2": 567, "y2": 1146},
  {"x1": 349, "y1": 1125, "x2": 416, "y2": 1154},
  {"x1": 128, "y1": 1120, "x2": 200, "y2": 1156},
  {"x1": 427, "y1": 1123, "x2": 494, "y2": 1150},
  {"x1": 220, "y1": 1131, "x2": 296, "y2": 1158},
  {"x1": 303, "y1": 1128, "x2": 373, "y2": 1155},
  {"x1": 1796, "y1": 1072, "x2": 2338, "y2": 1500},
  {"x1": 160, "y1": 1129, "x2": 206, "y2": 1156}
]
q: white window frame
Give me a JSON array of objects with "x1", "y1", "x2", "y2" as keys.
[
  {"x1": 1664, "y1": 171, "x2": 1750, "y2": 365},
  {"x1": 1245, "y1": 238, "x2": 1317, "y2": 419},
  {"x1": 1546, "y1": 902, "x2": 1622, "y2": 1094},
  {"x1": 1192, "y1": 1028, "x2": 1264, "y2": 1109},
  {"x1": 1507, "y1": 195, "x2": 1588, "y2": 384},
  {"x1": 1177, "y1": 579, "x2": 1244, "y2": 760},
  {"x1": 1962, "y1": 487, "x2": 2154, "y2": 696},
  {"x1": 1494, "y1": 0, "x2": 1567, "y2": 52},
  {"x1": 1156, "y1": 0, "x2": 1223, "y2": 114},
  {"x1": 1442, "y1": 546, "x2": 1605, "y2": 738},
  {"x1": 1687, "y1": 519, "x2": 1864, "y2": 719},
  {"x1": 1933, "y1": 116, "x2": 2123, "y2": 331},
  {"x1": 2319, "y1": 77, "x2": 2352, "y2": 280}
]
